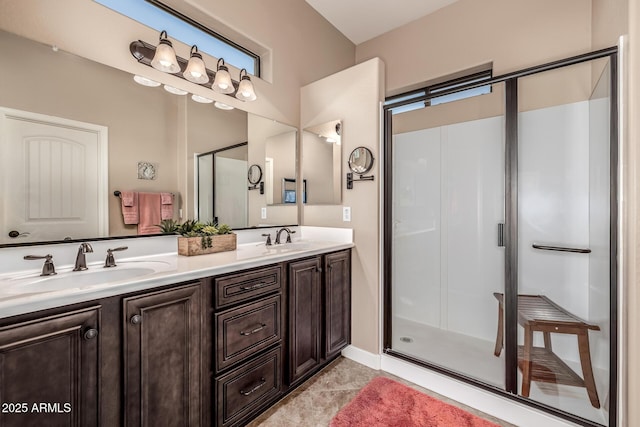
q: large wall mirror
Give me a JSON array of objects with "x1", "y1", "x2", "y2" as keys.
[
  {"x1": 301, "y1": 120, "x2": 342, "y2": 205},
  {"x1": 0, "y1": 29, "x2": 298, "y2": 246}
]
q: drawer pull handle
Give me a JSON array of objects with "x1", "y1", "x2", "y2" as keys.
[
  {"x1": 239, "y1": 282, "x2": 268, "y2": 291},
  {"x1": 240, "y1": 323, "x2": 267, "y2": 336},
  {"x1": 240, "y1": 377, "x2": 266, "y2": 396}
]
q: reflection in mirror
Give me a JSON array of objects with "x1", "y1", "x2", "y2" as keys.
[
  {"x1": 264, "y1": 130, "x2": 297, "y2": 205},
  {"x1": 348, "y1": 147, "x2": 374, "y2": 174},
  {"x1": 197, "y1": 143, "x2": 248, "y2": 228},
  {"x1": 0, "y1": 29, "x2": 297, "y2": 247},
  {"x1": 247, "y1": 164, "x2": 263, "y2": 185},
  {"x1": 302, "y1": 120, "x2": 342, "y2": 204}
]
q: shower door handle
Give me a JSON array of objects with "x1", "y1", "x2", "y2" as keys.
[{"x1": 497, "y1": 223, "x2": 505, "y2": 247}]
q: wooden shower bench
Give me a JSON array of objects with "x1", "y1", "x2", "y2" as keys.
[{"x1": 493, "y1": 292, "x2": 601, "y2": 408}]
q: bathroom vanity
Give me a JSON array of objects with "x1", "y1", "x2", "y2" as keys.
[{"x1": 0, "y1": 234, "x2": 352, "y2": 427}]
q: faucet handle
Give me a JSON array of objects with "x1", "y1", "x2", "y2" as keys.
[
  {"x1": 286, "y1": 230, "x2": 296, "y2": 243},
  {"x1": 24, "y1": 254, "x2": 57, "y2": 276},
  {"x1": 105, "y1": 246, "x2": 128, "y2": 268},
  {"x1": 261, "y1": 233, "x2": 272, "y2": 246}
]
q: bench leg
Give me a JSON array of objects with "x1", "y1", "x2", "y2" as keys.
[
  {"x1": 521, "y1": 325, "x2": 533, "y2": 397},
  {"x1": 494, "y1": 304, "x2": 504, "y2": 357},
  {"x1": 577, "y1": 331, "x2": 601, "y2": 409}
]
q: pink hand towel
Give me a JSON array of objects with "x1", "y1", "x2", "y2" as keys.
[
  {"x1": 120, "y1": 191, "x2": 138, "y2": 224},
  {"x1": 137, "y1": 192, "x2": 162, "y2": 235},
  {"x1": 160, "y1": 192, "x2": 174, "y2": 220}
]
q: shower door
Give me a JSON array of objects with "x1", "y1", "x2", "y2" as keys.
[
  {"x1": 515, "y1": 57, "x2": 614, "y2": 426},
  {"x1": 388, "y1": 81, "x2": 507, "y2": 388},
  {"x1": 385, "y1": 49, "x2": 618, "y2": 427}
]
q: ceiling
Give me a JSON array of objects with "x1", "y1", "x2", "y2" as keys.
[{"x1": 305, "y1": 0, "x2": 458, "y2": 45}]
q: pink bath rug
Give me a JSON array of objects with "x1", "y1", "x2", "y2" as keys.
[{"x1": 330, "y1": 376, "x2": 500, "y2": 427}]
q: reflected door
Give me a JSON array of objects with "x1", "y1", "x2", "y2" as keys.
[{"x1": 0, "y1": 109, "x2": 107, "y2": 244}]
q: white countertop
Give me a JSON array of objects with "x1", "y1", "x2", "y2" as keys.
[{"x1": 0, "y1": 227, "x2": 353, "y2": 320}]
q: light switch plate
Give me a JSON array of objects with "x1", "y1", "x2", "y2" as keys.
[
  {"x1": 261, "y1": 207, "x2": 267, "y2": 219},
  {"x1": 343, "y1": 206, "x2": 351, "y2": 222}
]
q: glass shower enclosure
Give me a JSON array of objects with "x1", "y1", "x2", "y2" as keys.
[{"x1": 384, "y1": 50, "x2": 617, "y2": 427}]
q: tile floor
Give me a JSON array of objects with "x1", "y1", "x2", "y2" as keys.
[{"x1": 247, "y1": 357, "x2": 514, "y2": 427}]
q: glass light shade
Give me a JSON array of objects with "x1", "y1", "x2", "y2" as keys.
[
  {"x1": 133, "y1": 75, "x2": 161, "y2": 87},
  {"x1": 191, "y1": 94, "x2": 213, "y2": 103},
  {"x1": 212, "y1": 65, "x2": 234, "y2": 94},
  {"x1": 235, "y1": 76, "x2": 257, "y2": 101},
  {"x1": 184, "y1": 49, "x2": 209, "y2": 84},
  {"x1": 151, "y1": 39, "x2": 180, "y2": 73},
  {"x1": 163, "y1": 84, "x2": 188, "y2": 95},
  {"x1": 214, "y1": 101, "x2": 234, "y2": 110}
]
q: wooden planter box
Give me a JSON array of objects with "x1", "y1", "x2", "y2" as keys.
[{"x1": 178, "y1": 233, "x2": 237, "y2": 256}]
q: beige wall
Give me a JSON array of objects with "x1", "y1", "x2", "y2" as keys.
[
  {"x1": 301, "y1": 58, "x2": 385, "y2": 354},
  {"x1": 265, "y1": 132, "x2": 296, "y2": 205},
  {"x1": 356, "y1": 0, "x2": 592, "y2": 97},
  {"x1": 0, "y1": 0, "x2": 355, "y2": 126}
]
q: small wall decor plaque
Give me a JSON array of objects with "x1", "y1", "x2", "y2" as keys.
[{"x1": 137, "y1": 161, "x2": 157, "y2": 180}]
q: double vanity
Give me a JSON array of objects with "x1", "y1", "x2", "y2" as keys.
[{"x1": 0, "y1": 227, "x2": 352, "y2": 427}]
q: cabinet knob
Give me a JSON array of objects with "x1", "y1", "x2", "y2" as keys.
[
  {"x1": 84, "y1": 328, "x2": 99, "y2": 340},
  {"x1": 316, "y1": 267, "x2": 323, "y2": 273},
  {"x1": 130, "y1": 314, "x2": 142, "y2": 325}
]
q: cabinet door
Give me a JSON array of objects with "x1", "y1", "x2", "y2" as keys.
[
  {"x1": 288, "y1": 257, "x2": 322, "y2": 384},
  {"x1": 0, "y1": 306, "x2": 100, "y2": 427},
  {"x1": 123, "y1": 283, "x2": 201, "y2": 427},
  {"x1": 324, "y1": 250, "x2": 351, "y2": 359}
]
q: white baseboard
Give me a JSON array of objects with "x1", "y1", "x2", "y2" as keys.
[
  {"x1": 380, "y1": 354, "x2": 578, "y2": 427},
  {"x1": 341, "y1": 345, "x2": 381, "y2": 370}
]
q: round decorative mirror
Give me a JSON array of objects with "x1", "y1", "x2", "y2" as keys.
[
  {"x1": 348, "y1": 147, "x2": 374, "y2": 175},
  {"x1": 247, "y1": 164, "x2": 263, "y2": 185}
]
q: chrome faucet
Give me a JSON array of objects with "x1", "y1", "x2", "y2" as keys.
[
  {"x1": 105, "y1": 246, "x2": 128, "y2": 268},
  {"x1": 24, "y1": 254, "x2": 57, "y2": 276},
  {"x1": 73, "y1": 243, "x2": 94, "y2": 271},
  {"x1": 275, "y1": 227, "x2": 296, "y2": 244}
]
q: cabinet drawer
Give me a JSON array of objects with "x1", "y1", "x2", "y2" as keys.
[
  {"x1": 215, "y1": 265, "x2": 282, "y2": 309},
  {"x1": 216, "y1": 295, "x2": 281, "y2": 371},
  {"x1": 215, "y1": 346, "x2": 282, "y2": 427}
]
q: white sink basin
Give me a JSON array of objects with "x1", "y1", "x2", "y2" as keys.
[
  {"x1": 236, "y1": 241, "x2": 313, "y2": 259},
  {"x1": 1, "y1": 260, "x2": 174, "y2": 294}
]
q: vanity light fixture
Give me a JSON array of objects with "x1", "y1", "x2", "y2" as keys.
[
  {"x1": 212, "y1": 58, "x2": 234, "y2": 94},
  {"x1": 163, "y1": 84, "x2": 188, "y2": 95},
  {"x1": 133, "y1": 75, "x2": 161, "y2": 87},
  {"x1": 235, "y1": 69, "x2": 257, "y2": 101},
  {"x1": 130, "y1": 32, "x2": 258, "y2": 103},
  {"x1": 183, "y1": 45, "x2": 209, "y2": 84},
  {"x1": 191, "y1": 94, "x2": 213, "y2": 103},
  {"x1": 150, "y1": 31, "x2": 180, "y2": 73}
]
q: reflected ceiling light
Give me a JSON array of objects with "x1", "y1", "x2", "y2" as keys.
[
  {"x1": 191, "y1": 94, "x2": 213, "y2": 103},
  {"x1": 235, "y1": 68, "x2": 257, "y2": 102},
  {"x1": 133, "y1": 75, "x2": 161, "y2": 87},
  {"x1": 212, "y1": 58, "x2": 234, "y2": 94},
  {"x1": 150, "y1": 31, "x2": 180, "y2": 74},
  {"x1": 214, "y1": 101, "x2": 234, "y2": 110},
  {"x1": 183, "y1": 45, "x2": 209, "y2": 84},
  {"x1": 163, "y1": 84, "x2": 188, "y2": 95}
]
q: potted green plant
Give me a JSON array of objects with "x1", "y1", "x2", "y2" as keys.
[{"x1": 176, "y1": 220, "x2": 236, "y2": 256}]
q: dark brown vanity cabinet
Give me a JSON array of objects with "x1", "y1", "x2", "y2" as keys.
[
  {"x1": 212, "y1": 265, "x2": 284, "y2": 427},
  {"x1": 0, "y1": 306, "x2": 100, "y2": 427},
  {"x1": 324, "y1": 250, "x2": 352, "y2": 359},
  {"x1": 288, "y1": 249, "x2": 352, "y2": 385},
  {"x1": 123, "y1": 282, "x2": 202, "y2": 427}
]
